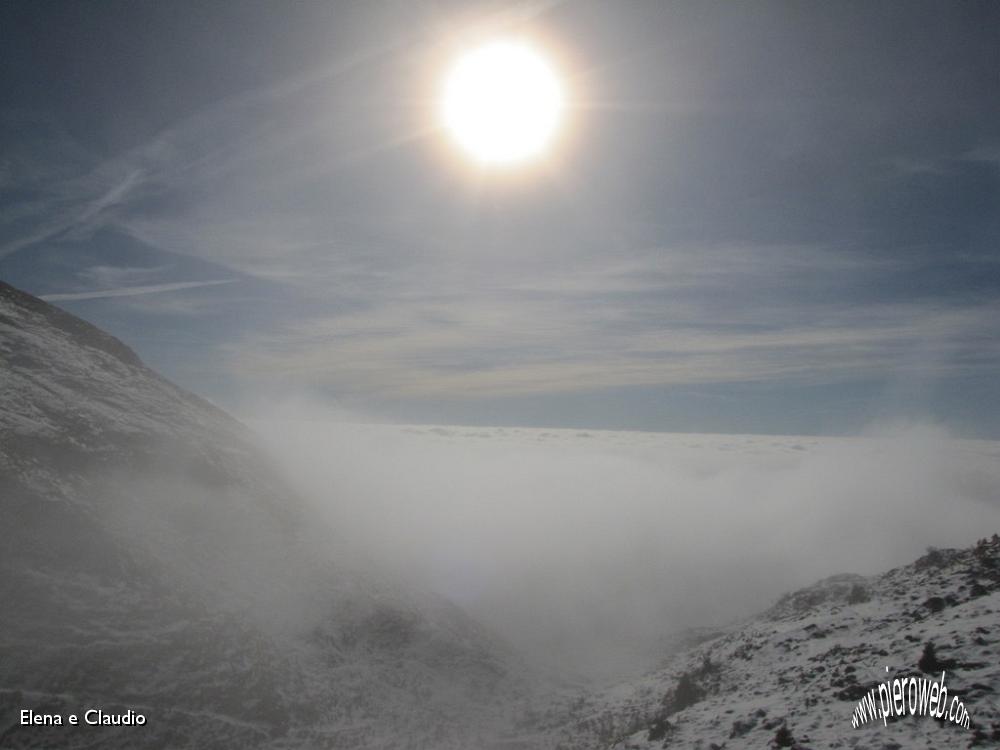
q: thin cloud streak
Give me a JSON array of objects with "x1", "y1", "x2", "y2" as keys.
[
  {"x1": 226, "y1": 291, "x2": 1000, "y2": 398},
  {"x1": 41, "y1": 279, "x2": 235, "y2": 301}
]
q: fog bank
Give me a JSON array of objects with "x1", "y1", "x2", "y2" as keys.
[{"x1": 248, "y1": 406, "x2": 1000, "y2": 678}]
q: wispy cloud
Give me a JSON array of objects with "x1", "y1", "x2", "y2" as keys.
[
  {"x1": 41, "y1": 279, "x2": 235, "y2": 301},
  {"x1": 225, "y1": 253, "x2": 1000, "y2": 398},
  {"x1": 963, "y1": 144, "x2": 1000, "y2": 166},
  {"x1": 883, "y1": 155, "x2": 951, "y2": 178},
  {"x1": 73, "y1": 168, "x2": 145, "y2": 226}
]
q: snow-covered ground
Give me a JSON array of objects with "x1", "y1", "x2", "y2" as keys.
[{"x1": 590, "y1": 538, "x2": 1000, "y2": 749}]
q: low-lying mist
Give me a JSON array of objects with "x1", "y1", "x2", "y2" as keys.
[{"x1": 247, "y1": 403, "x2": 1000, "y2": 680}]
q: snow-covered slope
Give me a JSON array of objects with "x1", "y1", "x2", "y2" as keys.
[
  {"x1": 0, "y1": 281, "x2": 528, "y2": 749},
  {"x1": 523, "y1": 539, "x2": 1000, "y2": 749}
]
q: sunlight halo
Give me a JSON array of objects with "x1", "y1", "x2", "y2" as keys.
[{"x1": 440, "y1": 39, "x2": 564, "y2": 166}]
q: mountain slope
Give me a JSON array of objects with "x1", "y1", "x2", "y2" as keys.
[
  {"x1": 524, "y1": 538, "x2": 1000, "y2": 749},
  {"x1": 0, "y1": 280, "x2": 526, "y2": 749}
]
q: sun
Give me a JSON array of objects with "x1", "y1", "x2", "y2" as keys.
[{"x1": 440, "y1": 39, "x2": 564, "y2": 166}]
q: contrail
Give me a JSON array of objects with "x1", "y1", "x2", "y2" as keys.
[{"x1": 40, "y1": 279, "x2": 235, "y2": 301}]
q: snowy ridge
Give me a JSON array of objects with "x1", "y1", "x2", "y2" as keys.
[{"x1": 523, "y1": 539, "x2": 1000, "y2": 749}]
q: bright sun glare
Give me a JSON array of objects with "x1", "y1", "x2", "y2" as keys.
[{"x1": 441, "y1": 39, "x2": 564, "y2": 166}]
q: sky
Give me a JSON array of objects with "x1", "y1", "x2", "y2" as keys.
[{"x1": 2, "y1": 0, "x2": 999, "y2": 436}]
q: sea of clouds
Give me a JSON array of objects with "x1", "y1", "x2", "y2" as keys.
[{"x1": 247, "y1": 404, "x2": 1000, "y2": 679}]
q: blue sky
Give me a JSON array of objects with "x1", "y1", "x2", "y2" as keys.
[{"x1": 2, "y1": 1, "x2": 999, "y2": 436}]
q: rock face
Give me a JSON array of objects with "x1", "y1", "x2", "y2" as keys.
[{"x1": 0, "y1": 281, "x2": 525, "y2": 749}]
